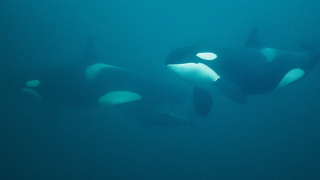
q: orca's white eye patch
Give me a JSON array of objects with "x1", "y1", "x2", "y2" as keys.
[
  {"x1": 196, "y1": 52, "x2": 217, "y2": 60},
  {"x1": 26, "y1": 80, "x2": 40, "y2": 87}
]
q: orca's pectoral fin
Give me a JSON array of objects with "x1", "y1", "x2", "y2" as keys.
[
  {"x1": 193, "y1": 87, "x2": 213, "y2": 117},
  {"x1": 215, "y1": 78, "x2": 247, "y2": 105}
]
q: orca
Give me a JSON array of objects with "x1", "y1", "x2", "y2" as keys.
[
  {"x1": 21, "y1": 62, "x2": 189, "y2": 109},
  {"x1": 165, "y1": 28, "x2": 320, "y2": 116},
  {"x1": 14, "y1": 38, "x2": 193, "y2": 126}
]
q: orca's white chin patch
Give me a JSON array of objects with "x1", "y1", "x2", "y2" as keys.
[
  {"x1": 98, "y1": 91, "x2": 142, "y2": 107},
  {"x1": 167, "y1": 63, "x2": 220, "y2": 91},
  {"x1": 276, "y1": 68, "x2": 305, "y2": 89}
]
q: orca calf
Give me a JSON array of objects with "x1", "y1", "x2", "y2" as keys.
[
  {"x1": 165, "y1": 28, "x2": 320, "y2": 116},
  {"x1": 14, "y1": 38, "x2": 195, "y2": 128}
]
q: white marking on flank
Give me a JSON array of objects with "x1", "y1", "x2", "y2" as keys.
[
  {"x1": 276, "y1": 68, "x2": 305, "y2": 90},
  {"x1": 196, "y1": 52, "x2": 217, "y2": 60}
]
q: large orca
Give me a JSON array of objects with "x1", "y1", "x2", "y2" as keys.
[
  {"x1": 165, "y1": 28, "x2": 320, "y2": 116},
  {"x1": 13, "y1": 38, "x2": 196, "y2": 128}
]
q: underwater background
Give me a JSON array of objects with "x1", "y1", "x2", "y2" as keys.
[{"x1": 1, "y1": 0, "x2": 320, "y2": 179}]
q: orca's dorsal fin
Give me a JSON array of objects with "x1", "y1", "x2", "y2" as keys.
[
  {"x1": 81, "y1": 36, "x2": 99, "y2": 66},
  {"x1": 244, "y1": 28, "x2": 263, "y2": 48}
]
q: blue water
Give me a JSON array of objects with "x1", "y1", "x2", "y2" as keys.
[{"x1": 1, "y1": 0, "x2": 320, "y2": 179}]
